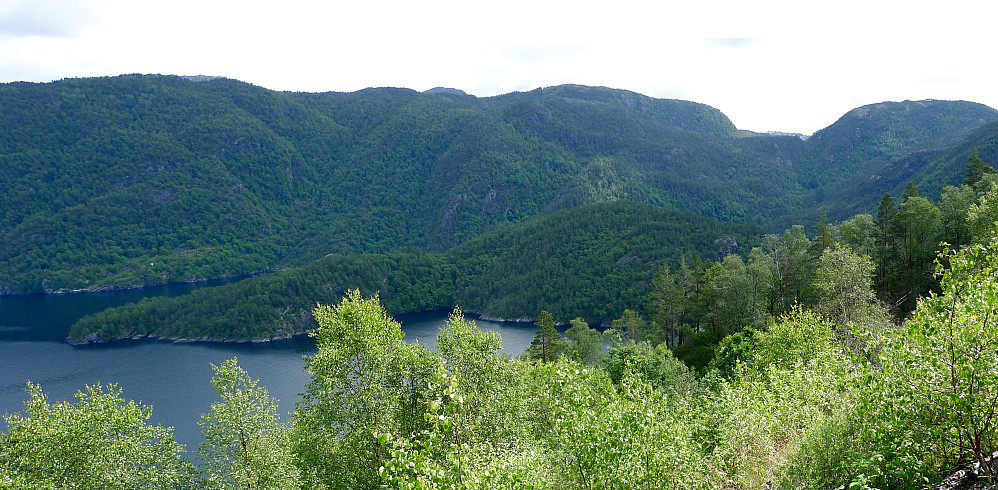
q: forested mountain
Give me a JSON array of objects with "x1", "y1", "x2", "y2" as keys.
[
  {"x1": 67, "y1": 201, "x2": 762, "y2": 343},
  {"x1": 2, "y1": 75, "x2": 996, "y2": 295},
  {"x1": 799, "y1": 99, "x2": 998, "y2": 220},
  {"x1": 897, "y1": 120, "x2": 998, "y2": 195}
]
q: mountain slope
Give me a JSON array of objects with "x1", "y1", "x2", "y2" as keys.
[
  {"x1": 899, "y1": 120, "x2": 998, "y2": 194},
  {"x1": 2, "y1": 75, "x2": 996, "y2": 294},
  {"x1": 799, "y1": 99, "x2": 998, "y2": 220},
  {"x1": 67, "y1": 201, "x2": 762, "y2": 343}
]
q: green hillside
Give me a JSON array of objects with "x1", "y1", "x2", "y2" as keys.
[
  {"x1": 2, "y1": 75, "x2": 996, "y2": 295},
  {"x1": 900, "y1": 120, "x2": 998, "y2": 194},
  {"x1": 800, "y1": 99, "x2": 998, "y2": 220},
  {"x1": 67, "y1": 201, "x2": 762, "y2": 343}
]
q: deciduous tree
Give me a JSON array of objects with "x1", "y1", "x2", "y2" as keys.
[
  {"x1": 0, "y1": 383, "x2": 195, "y2": 489},
  {"x1": 199, "y1": 357, "x2": 299, "y2": 489},
  {"x1": 880, "y1": 244, "x2": 998, "y2": 478},
  {"x1": 293, "y1": 290, "x2": 433, "y2": 488}
]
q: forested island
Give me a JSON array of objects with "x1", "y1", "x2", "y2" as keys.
[{"x1": 2, "y1": 75, "x2": 998, "y2": 488}]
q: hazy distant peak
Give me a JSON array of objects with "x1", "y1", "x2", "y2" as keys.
[
  {"x1": 181, "y1": 75, "x2": 222, "y2": 82},
  {"x1": 765, "y1": 131, "x2": 810, "y2": 140},
  {"x1": 424, "y1": 87, "x2": 468, "y2": 96}
]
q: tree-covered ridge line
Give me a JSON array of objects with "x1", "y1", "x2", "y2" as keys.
[
  {"x1": 67, "y1": 201, "x2": 762, "y2": 343},
  {"x1": 3, "y1": 74, "x2": 997, "y2": 295},
  {"x1": 0, "y1": 75, "x2": 739, "y2": 295}
]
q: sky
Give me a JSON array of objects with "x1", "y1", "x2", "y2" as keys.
[{"x1": 1, "y1": 0, "x2": 996, "y2": 135}]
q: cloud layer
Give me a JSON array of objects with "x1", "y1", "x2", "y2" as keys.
[{"x1": 1, "y1": 0, "x2": 996, "y2": 135}]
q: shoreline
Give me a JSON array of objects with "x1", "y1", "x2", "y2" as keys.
[
  {"x1": 1, "y1": 271, "x2": 270, "y2": 298},
  {"x1": 66, "y1": 330, "x2": 312, "y2": 347},
  {"x1": 66, "y1": 309, "x2": 544, "y2": 346}
]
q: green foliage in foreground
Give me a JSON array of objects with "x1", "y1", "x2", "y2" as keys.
[
  {"x1": 8, "y1": 241, "x2": 998, "y2": 488},
  {"x1": 879, "y1": 243, "x2": 998, "y2": 479},
  {"x1": 199, "y1": 358, "x2": 300, "y2": 489},
  {"x1": 68, "y1": 201, "x2": 760, "y2": 343},
  {"x1": 0, "y1": 383, "x2": 196, "y2": 489},
  {"x1": 783, "y1": 243, "x2": 998, "y2": 489}
]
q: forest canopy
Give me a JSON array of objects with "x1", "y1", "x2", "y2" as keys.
[{"x1": 7, "y1": 241, "x2": 997, "y2": 489}]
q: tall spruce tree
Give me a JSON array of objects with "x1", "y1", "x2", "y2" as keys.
[
  {"x1": 964, "y1": 148, "x2": 995, "y2": 187},
  {"x1": 527, "y1": 310, "x2": 562, "y2": 363}
]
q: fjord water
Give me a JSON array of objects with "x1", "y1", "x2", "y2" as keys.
[{"x1": 0, "y1": 282, "x2": 538, "y2": 455}]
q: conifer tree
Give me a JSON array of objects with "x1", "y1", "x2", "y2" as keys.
[
  {"x1": 527, "y1": 310, "x2": 562, "y2": 363},
  {"x1": 964, "y1": 147, "x2": 995, "y2": 188}
]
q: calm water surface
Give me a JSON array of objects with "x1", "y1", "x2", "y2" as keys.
[{"x1": 0, "y1": 282, "x2": 537, "y2": 456}]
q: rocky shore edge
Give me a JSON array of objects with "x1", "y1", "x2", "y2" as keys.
[
  {"x1": 472, "y1": 311, "x2": 536, "y2": 323},
  {"x1": 66, "y1": 330, "x2": 310, "y2": 346},
  {"x1": 65, "y1": 309, "x2": 541, "y2": 346}
]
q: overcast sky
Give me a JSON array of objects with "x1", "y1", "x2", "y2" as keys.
[{"x1": 2, "y1": 0, "x2": 995, "y2": 135}]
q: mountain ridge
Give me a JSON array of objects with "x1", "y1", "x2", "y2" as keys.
[{"x1": 2, "y1": 74, "x2": 996, "y2": 295}]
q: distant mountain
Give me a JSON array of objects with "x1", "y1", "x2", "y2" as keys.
[
  {"x1": 423, "y1": 87, "x2": 468, "y2": 96},
  {"x1": 764, "y1": 131, "x2": 809, "y2": 140},
  {"x1": 897, "y1": 120, "x2": 998, "y2": 196},
  {"x1": 798, "y1": 99, "x2": 998, "y2": 220},
  {"x1": 1, "y1": 75, "x2": 996, "y2": 294}
]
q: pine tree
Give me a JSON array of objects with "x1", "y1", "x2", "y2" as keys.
[
  {"x1": 902, "y1": 182, "x2": 919, "y2": 202},
  {"x1": 527, "y1": 310, "x2": 562, "y2": 363},
  {"x1": 964, "y1": 147, "x2": 995, "y2": 188}
]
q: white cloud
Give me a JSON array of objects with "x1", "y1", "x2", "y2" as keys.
[
  {"x1": 1, "y1": 0, "x2": 997, "y2": 134},
  {"x1": 0, "y1": 0, "x2": 99, "y2": 38},
  {"x1": 705, "y1": 38, "x2": 760, "y2": 49}
]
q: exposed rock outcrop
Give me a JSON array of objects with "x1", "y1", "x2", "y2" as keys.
[{"x1": 934, "y1": 451, "x2": 997, "y2": 490}]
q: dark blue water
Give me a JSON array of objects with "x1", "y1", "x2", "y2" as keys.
[{"x1": 0, "y1": 282, "x2": 538, "y2": 457}]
